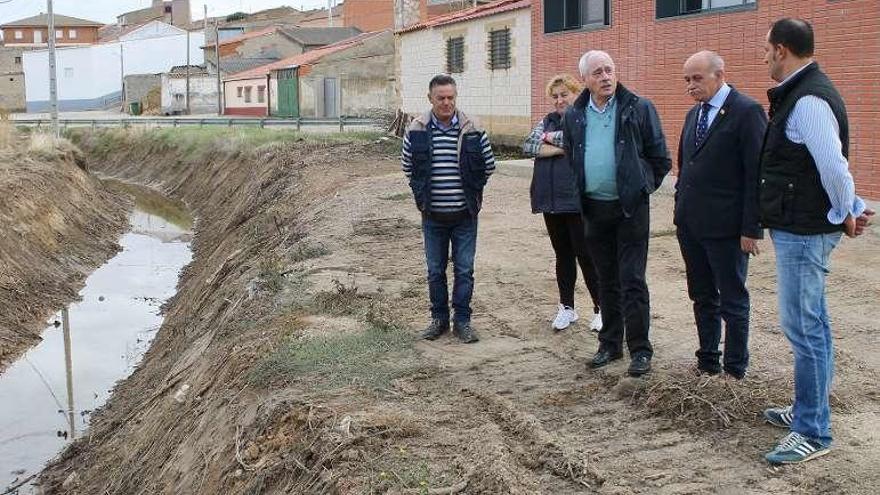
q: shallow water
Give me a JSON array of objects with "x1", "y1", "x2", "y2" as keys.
[{"x1": 0, "y1": 185, "x2": 192, "y2": 491}]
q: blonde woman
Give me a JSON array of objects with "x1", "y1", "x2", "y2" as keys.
[{"x1": 523, "y1": 74, "x2": 601, "y2": 332}]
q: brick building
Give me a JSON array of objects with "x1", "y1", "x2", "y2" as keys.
[
  {"x1": 531, "y1": 0, "x2": 879, "y2": 198},
  {"x1": 397, "y1": 0, "x2": 532, "y2": 145},
  {"x1": 0, "y1": 13, "x2": 102, "y2": 46}
]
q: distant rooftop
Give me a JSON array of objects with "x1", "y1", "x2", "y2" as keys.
[{"x1": 1, "y1": 13, "x2": 104, "y2": 28}]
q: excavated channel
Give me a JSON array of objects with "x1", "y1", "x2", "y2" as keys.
[{"x1": 0, "y1": 182, "x2": 192, "y2": 492}]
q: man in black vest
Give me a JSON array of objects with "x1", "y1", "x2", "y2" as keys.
[
  {"x1": 759, "y1": 18, "x2": 874, "y2": 465},
  {"x1": 401, "y1": 75, "x2": 496, "y2": 344},
  {"x1": 675, "y1": 50, "x2": 767, "y2": 380}
]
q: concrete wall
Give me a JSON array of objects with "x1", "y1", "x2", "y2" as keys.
[
  {"x1": 296, "y1": 31, "x2": 395, "y2": 118},
  {"x1": 161, "y1": 74, "x2": 218, "y2": 115},
  {"x1": 0, "y1": 73, "x2": 25, "y2": 112},
  {"x1": 23, "y1": 31, "x2": 205, "y2": 112},
  {"x1": 124, "y1": 74, "x2": 161, "y2": 105},
  {"x1": 531, "y1": 0, "x2": 880, "y2": 198},
  {"x1": 0, "y1": 46, "x2": 28, "y2": 110},
  {"x1": 398, "y1": 7, "x2": 532, "y2": 145}
]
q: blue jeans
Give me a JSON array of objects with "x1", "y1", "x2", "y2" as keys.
[
  {"x1": 771, "y1": 229, "x2": 842, "y2": 446},
  {"x1": 422, "y1": 214, "x2": 478, "y2": 323}
]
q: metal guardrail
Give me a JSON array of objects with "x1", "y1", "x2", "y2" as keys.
[{"x1": 12, "y1": 116, "x2": 378, "y2": 132}]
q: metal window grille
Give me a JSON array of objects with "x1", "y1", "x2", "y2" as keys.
[
  {"x1": 488, "y1": 28, "x2": 511, "y2": 70},
  {"x1": 446, "y1": 36, "x2": 464, "y2": 74}
]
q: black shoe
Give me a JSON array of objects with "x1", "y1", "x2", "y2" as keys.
[
  {"x1": 453, "y1": 320, "x2": 479, "y2": 344},
  {"x1": 628, "y1": 355, "x2": 652, "y2": 376},
  {"x1": 695, "y1": 364, "x2": 721, "y2": 376},
  {"x1": 590, "y1": 348, "x2": 623, "y2": 369},
  {"x1": 420, "y1": 319, "x2": 449, "y2": 340}
]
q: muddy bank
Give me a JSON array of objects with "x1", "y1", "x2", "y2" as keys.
[
  {"x1": 0, "y1": 132, "x2": 129, "y2": 370},
  {"x1": 39, "y1": 129, "x2": 399, "y2": 493},
  {"x1": 39, "y1": 128, "x2": 880, "y2": 494}
]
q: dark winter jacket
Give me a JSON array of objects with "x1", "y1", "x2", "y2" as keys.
[{"x1": 562, "y1": 83, "x2": 671, "y2": 216}]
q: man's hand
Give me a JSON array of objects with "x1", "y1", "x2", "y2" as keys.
[
  {"x1": 741, "y1": 236, "x2": 760, "y2": 256},
  {"x1": 854, "y1": 208, "x2": 875, "y2": 237}
]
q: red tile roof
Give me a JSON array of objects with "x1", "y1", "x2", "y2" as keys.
[
  {"x1": 396, "y1": 0, "x2": 530, "y2": 34},
  {"x1": 225, "y1": 31, "x2": 383, "y2": 81},
  {"x1": 202, "y1": 25, "x2": 280, "y2": 48}
]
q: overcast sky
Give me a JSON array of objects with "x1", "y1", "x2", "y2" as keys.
[{"x1": 0, "y1": 1, "x2": 334, "y2": 25}]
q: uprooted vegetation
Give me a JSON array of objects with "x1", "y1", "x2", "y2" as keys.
[{"x1": 0, "y1": 124, "x2": 129, "y2": 370}]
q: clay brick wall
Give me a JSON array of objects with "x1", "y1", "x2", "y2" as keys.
[
  {"x1": 344, "y1": 0, "x2": 396, "y2": 32},
  {"x1": 531, "y1": 0, "x2": 880, "y2": 198}
]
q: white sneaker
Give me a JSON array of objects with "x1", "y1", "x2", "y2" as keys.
[
  {"x1": 552, "y1": 304, "x2": 578, "y2": 330},
  {"x1": 589, "y1": 312, "x2": 603, "y2": 332}
]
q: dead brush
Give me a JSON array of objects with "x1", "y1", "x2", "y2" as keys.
[
  {"x1": 312, "y1": 279, "x2": 367, "y2": 316},
  {"x1": 622, "y1": 367, "x2": 854, "y2": 428}
]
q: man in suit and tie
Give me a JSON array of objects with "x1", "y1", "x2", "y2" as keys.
[{"x1": 674, "y1": 50, "x2": 767, "y2": 379}]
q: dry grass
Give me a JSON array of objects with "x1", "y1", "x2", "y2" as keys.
[
  {"x1": 619, "y1": 367, "x2": 855, "y2": 429},
  {"x1": 0, "y1": 117, "x2": 12, "y2": 149}
]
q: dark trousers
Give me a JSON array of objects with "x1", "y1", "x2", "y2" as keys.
[
  {"x1": 543, "y1": 213, "x2": 600, "y2": 313},
  {"x1": 676, "y1": 225, "x2": 750, "y2": 377},
  {"x1": 422, "y1": 212, "x2": 478, "y2": 323},
  {"x1": 582, "y1": 198, "x2": 652, "y2": 358}
]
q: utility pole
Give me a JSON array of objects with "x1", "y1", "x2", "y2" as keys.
[
  {"x1": 215, "y1": 20, "x2": 222, "y2": 115},
  {"x1": 327, "y1": 0, "x2": 333, "y2": 27},
  {"x1": 185, "y1": 29, "x2": 191, "y2": 114},
  {"x1": 47, "y1": 0, "x2": 59, "y2": 137},
  {"x1": 62, "y1": 308, "x2": 75, "y2": 440}
]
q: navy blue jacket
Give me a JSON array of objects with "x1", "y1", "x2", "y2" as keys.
[
  {"x1": 406, "y1": 110, "x2": 490, "y2": 217},
  {"x1": 562, "y1": 84, "x2": 671, "y2": 217},
  {"x1": 675, "y1": 87, "x2": 767, "y2": 239},
  {"x1": 529, "y1": 112, "x2": 581, "y2": 214}
]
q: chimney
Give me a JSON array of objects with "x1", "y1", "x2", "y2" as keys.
[
  {"x1": 394, "y1": 0, "x2": 422, "y2": 30},
  {"x1": 171, "y1": 0, "x2": 192, "y2": 27}
]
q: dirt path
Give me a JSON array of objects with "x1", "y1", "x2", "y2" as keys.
[
  {"x1": 300, "y1": 161, "x2": 880, "y2": 494},
  {"x1": 38, "y1": 133, "x2": 878, "y2": 494}
]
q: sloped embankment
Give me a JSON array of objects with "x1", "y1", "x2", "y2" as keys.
[
  {"x1": 0, "y1": 132, "x2": 129, "y2": 370},
  {"x1": 39, "y1": 129, "x2": 403, "y2": 493}
]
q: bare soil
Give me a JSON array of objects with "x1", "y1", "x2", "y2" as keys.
[
  {"x1": 37, "y1": 130, "x2": 880, "y2": 494},
  {"x1": 0, "y1": 131, "x2": 129, "y2": 371}
]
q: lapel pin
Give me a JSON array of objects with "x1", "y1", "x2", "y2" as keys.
[{"x1": 720, "y1": 109, "x2": 726, "y2": 115}]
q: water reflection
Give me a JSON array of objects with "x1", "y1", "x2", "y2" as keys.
[{"x1": 0, "y1": 184, "x2": 192, "y2": 492}]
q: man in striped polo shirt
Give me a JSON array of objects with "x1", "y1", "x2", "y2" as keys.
[{"x1": 401, "y1": 74, "x2": 495, "y2": 343}]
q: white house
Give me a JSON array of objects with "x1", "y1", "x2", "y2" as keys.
[
  {"x1": 161, "y1": 65, "x2": 217, "y2": 115},
  {"x1": 23, "y1": 21, "x2": 204, "y2": 112},
  {"x1": 396, "y1": 0, "x2": 531, "y2": 144}
]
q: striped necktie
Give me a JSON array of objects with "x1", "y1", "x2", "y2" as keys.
[{"x1": 695, "y1": 102, "x2": 711, "y2": 146}]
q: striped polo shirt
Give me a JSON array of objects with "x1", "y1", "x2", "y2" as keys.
[{"x1": 401, "y1": 113, "x2": 495, "y2": 213}]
